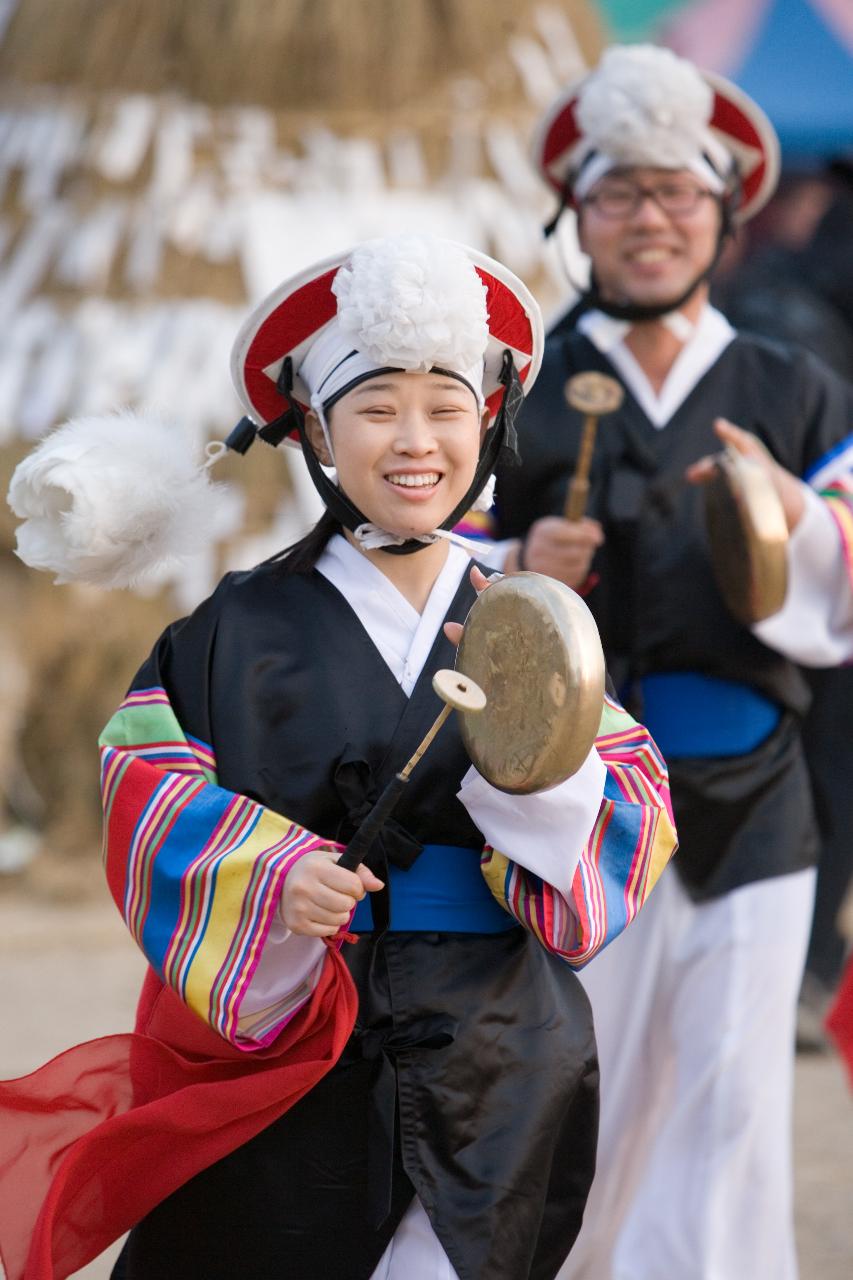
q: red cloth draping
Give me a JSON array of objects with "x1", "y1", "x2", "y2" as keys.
[
  {"x1": 0, "y1": 948, "x2": 357, "y2": 1280},
  {"x1": 826, "y1": 952, "x2": 853, "y2": 1090}
]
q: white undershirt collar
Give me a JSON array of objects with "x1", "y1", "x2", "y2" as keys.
[
  {"x1": 317, "y1": 533, "x2": 471, "y2": 696},
  {"x1": 578, "y1": 304, "x2": 735, "y2": 428}
]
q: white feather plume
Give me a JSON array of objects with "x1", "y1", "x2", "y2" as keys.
[
  {"x1": 331, "y1": 235, "x2": 489, "y2": 373},
  {"x1": 577, "y1": 44, "x2": 714, "y2": 170},
  {"x1": 7, "y1": 411, "x2": 235, "y2": 589}
]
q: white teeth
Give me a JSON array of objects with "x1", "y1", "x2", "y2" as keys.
[
  {"x1": 386, "y1": 473, "x2": 441, "y2": 487},
  {"x1": 632, "y1": 248, "x2": 671, "y2": 263}
]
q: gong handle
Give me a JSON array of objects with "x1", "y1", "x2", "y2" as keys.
[
  {"x1": 564, "y1": 413, "x2": 599, "y2": 521},
  {"x1": 337, "y1": 772, "x2": 409, "y2": 872},
  {"x1": 565, "y1": 476, "x2": 590, "y2": 522},
  {"x1": 401, "y1": 703, "x2": 452, "y2": 778}
]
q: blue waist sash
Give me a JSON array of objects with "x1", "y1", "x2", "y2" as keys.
[
  {"x1": 350, "y1": 843, "x2": 518, "y2": 934},
  {"x1": 639, "y1": 673, "x2": 782, "y2": 759}
]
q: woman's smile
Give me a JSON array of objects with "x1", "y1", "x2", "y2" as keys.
[{"x1": 383, "y1": 469, "x2": 444, "y2": 500}]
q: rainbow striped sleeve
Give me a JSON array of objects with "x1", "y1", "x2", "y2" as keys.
[
  {"x1": 819, "y1": 477, "x2": 853, "y2": 592},
  {"x1": 805, "y1": 434, "x2": 853, "y2": 590},
  {"x1": 100, "y1": 687, "x2": 330, "y2": 1052},
  {"x1": 453, "y1": 506, "x2": 499, "y2": 542},
  {"x1": 480, "y1": 694, "x2": 676, "y2": 967}
]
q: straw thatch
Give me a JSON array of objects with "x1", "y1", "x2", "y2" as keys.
[{"x1": 0, "y1": 0, "x2": 603, "y2": 110}]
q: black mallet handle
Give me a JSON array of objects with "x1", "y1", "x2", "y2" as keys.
[
  {"x1": 336, "y1": 673, "x2": 485, "y2": 874},
  {"x1": 337, "y1": 773, "x2": 408, "y2": 872}
]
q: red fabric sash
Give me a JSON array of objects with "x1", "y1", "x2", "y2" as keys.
[
  {"x1": 0, "y1": 946, "x2": 357, "y2": 1280},
  {"x1": 826, "y1": 953, "x2": 853, "y2": 1090}
]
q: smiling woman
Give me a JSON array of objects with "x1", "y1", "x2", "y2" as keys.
[
  {"x1": 311, "y1": 374, "x2": 482, "y2": 554},
  {"x1": 0, "y1": 233, "x2": 677, "y2": 1280}
]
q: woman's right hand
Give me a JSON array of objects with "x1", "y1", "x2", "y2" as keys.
[{"x1": 281, "y1": 849, "x2": 384, "y2": 937}]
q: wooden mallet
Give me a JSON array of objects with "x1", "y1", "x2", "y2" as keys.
[{"x1": 563, "y1": 371, "x2": 624, "y2": 522}]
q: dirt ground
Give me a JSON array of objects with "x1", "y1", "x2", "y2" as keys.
[{"x1": 1, "y1": 884, "x2": 851, "y2": 1280}]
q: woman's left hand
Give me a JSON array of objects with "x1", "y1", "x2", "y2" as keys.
[
  {"x1": 685, "y1": 417, "x2": 806, "y2": 531},
  {"x1": 443, "y1": 566, "x2": 493, "y2": 647}
]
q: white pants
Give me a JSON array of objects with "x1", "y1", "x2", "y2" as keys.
[
  {"x1": 370, "y1": 1197, "x2": 460, "y2": 1279},
  {"x1": 560, "y1": 865, "x2": 816, "y2": 1280}
]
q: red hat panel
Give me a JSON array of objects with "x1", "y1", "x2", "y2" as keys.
[{"x1": 705, "y1": 71, "x2": 779, "y2": 220}]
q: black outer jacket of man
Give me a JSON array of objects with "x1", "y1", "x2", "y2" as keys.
[{"x1": 496, "y1": 319, "x2": 853, "y2": 899}]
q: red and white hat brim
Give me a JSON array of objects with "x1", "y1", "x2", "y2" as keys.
[
  {"x1": 231, "y1": 243, "x2": 544, "y2": 443},
  {"x1": 533, "y1": 65, "x2": 780, "y2": 223}
]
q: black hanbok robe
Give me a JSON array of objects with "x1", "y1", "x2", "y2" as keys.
[{"x1": 108, "y1": 560, "x2": 613, "y2": 1280}]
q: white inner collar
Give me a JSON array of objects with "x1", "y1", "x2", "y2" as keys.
[
  {"x1": 577, "y1": 304, "x2": 735, "y2": 428},
  {"x1": 316, "y1": 534, "x2": 472, "y2": 697}
]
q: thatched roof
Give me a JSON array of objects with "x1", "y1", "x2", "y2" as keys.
[
  {"x1": 0, "y1": 0, "x2": 604, "y2": 110},
  {"x1": 0, "y1": 0, "x2": 602, "y2": 453}
]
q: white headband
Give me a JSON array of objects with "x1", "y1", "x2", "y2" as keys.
[
  {"x1": 573, "y1": 148, "x2": 728, "y2": 201},
  {"x1": 298, "y1": 319, "x2": 486, "y2": 414}
]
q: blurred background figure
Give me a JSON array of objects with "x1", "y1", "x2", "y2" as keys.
[
  {"x1": 665, "y1": 0, "x2": 853, "y2": 1052},
  {"x1": 491, "y1": 36, "x2": 853, "y2": 1280}
]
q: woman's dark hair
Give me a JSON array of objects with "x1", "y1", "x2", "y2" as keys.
[{"x1": 267, "y1": 509, "x2": 341, "y2": 575}]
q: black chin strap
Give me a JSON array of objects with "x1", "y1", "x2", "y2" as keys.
[
  {"x1": 225, "y1": 351, "x2": 524, "y2": 556},
  {"x1": 582, "y1": 263, "x2": 716, "y2": 323}
]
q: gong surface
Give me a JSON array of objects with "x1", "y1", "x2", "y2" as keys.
[
  {"x1": 455, "y1": 573, "x2": 605, "y2": 794},
  {"x1": 704, "y1": 447, "x2": 789, "y2": 625}
]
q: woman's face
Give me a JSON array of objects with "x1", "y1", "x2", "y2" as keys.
[{"x1": 307, "y1": 371, "x2": 487, "y2": 538}]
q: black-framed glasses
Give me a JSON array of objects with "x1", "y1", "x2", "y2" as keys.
[{"x1": 583, "y1": 180, "x2": 715, "y2": 220}]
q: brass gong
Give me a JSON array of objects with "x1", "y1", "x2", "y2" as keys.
[
  {"x1": 455, "y1": 573, "x2": 606, "y2": 794},
  {"x1": 704, "y1": 446, "x2": 789, "y2": 625}
]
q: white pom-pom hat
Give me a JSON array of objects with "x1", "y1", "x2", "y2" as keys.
[
  {"x1": 230, "y1": 234, "x2": 543, "y2": 437},
  {"x1": 532, "y1": 43, "x2": 780, "y2": 223}
]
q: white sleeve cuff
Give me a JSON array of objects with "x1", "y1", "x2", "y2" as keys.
[
  {"x1": 752, "y1": 483, "x2": 853, "y2": 666},
  {"x1": 457, "y1": 745, "x2": 607, "y2": 898},
  {"x1": 238, "y1": 915, "x2": 326, "y2": 1017}
]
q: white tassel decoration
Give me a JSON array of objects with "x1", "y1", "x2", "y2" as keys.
[
  {"x1": 471, "y1": 473, "x2": 496, "y2": 513},
  {"x1": 332, "y1": 235, "x2": 489, "y2": 374},
  {"x1": 576, "y1": 45, "x2": 714, "y2": 171},
  {"x1": 7, "y1": 411, "x2": 234, "y2": 589}
]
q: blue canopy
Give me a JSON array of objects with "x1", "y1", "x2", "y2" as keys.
[{"x1": 661, "y1": 0, "x2": 853, "y2": 163}]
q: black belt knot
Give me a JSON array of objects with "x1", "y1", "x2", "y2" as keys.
[{"x1": 333, "y1": 747, "x2": 423, "y2": 871}]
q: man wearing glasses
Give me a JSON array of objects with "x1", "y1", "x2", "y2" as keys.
[{"x1": 490, "y1": 44, "x2": 853, "y2": 1280}]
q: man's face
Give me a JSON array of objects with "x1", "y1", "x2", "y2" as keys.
[{"x1": 576, "y1": 166, "x2": 722, "y2": 311}]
